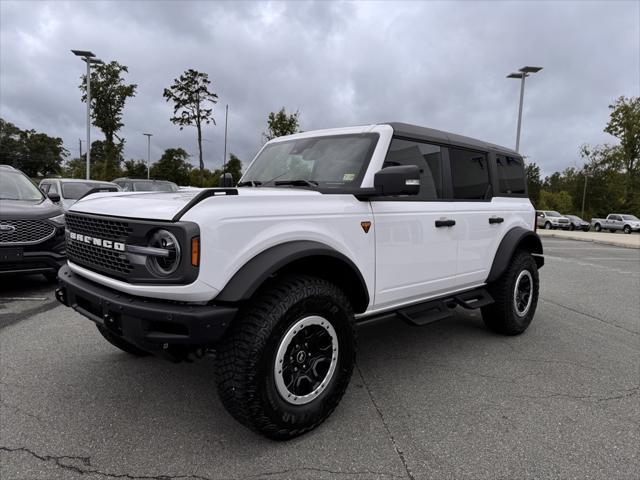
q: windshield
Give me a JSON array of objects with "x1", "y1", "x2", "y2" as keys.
[
  {"x1": 240, "y1": 134, "x2": 379, "y2": 188},
  {"x1": 62, "y1": 182, "x2": 115, "y2": 199},
  {"x1": 133, "y1": 181, "x2": 177, "y2": 192},
  {"x1": 0, "y1": 170, "x2": 45, "y2": 201},
  {"x1": 621, "y1": 215, "x2": 639, "y2": 221},
  {"x1": 546, "y1": 211, "x2": 562, "y2": 217}
]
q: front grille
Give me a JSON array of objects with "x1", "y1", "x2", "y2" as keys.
[
  {"x1": 66, "y1": 214, "x2": 133, "y2": 277},
  {"x1": 0, "y1": 220, "x2": 56, "y2": 245},
  {"x1": 66, "y1": 214, "x2": 132, "y2": 240}
]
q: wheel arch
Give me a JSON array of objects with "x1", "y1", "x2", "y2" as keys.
[
  {"x1": 486, "y1": 227, "x2": 544, "y2": 284},
  {"x1": 215, "y1": 240, "x2": 370, "y2": 313}
]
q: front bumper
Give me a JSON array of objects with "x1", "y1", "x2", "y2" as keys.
[
  {"x1": 56, "y1": 264, "x2": 237, "y2": 353},
  {"x1": 0, "y1": 242, "x2": 66, "y2": 275}
]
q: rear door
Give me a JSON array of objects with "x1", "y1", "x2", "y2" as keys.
[
  {"x1": 371, "y1": 138, "x2": 458, "y2": 309},
  {"x1": 447, "y1": 148, "x2": 499, "y2": 287}
]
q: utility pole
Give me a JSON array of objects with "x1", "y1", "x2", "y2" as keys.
[
  {"x1": 506, "y1": 66, "x2": 543, "y2": 153},
  {"x1": 223, "y1": 104, "x2": 228, "y2": 172},
  {"x1": 143, "y1": 133, "x2": 153, "y2": 179},
  {"x1": 71, "y1": 50, "x2": 103, "y2": 179},
  {"x1": 78, "y1": 139, "x2": 82, "y2": 179}
]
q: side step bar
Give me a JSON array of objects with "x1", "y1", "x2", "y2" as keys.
[{"x1": 359, "y1": 287, "x2": 494, "y2": 328}]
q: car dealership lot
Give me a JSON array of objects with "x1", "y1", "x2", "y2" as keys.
[{"x1": 1, "y1": 238, "x2": 638, "y2": 480}]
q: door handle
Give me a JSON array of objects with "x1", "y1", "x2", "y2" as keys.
[
  {"x1": 489, "y1": 217, "x2": 504, "y2": 224},
  {"x1": 435, "y1": 219, "x2": 456, "y2": 228}
]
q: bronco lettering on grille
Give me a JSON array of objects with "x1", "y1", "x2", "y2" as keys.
[{"x1": 68, "y1": 231, "x2": 125, "y2": 251}]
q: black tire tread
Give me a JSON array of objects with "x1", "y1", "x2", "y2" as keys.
[
  {"x1": 482, "y1": 250, "x2": 539, "y2": 336},
  {"x1": 215, "y1": 274, "x2": 355, "y2": 440}
]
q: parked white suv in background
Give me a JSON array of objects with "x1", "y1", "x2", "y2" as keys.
[
  {"x1": 536, "y1": 210, "x2": 571, "y2": 230},
  {"x1": 56, "y1": 123, "x2": 544, "y2": 439}
]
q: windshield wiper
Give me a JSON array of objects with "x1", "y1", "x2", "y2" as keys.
[
  {"x1": 274, "y1": 180, "x2": 319, "y2": 187},
  {"x1": 237, "y1": 180, "x2": 262, "y2": 187}
]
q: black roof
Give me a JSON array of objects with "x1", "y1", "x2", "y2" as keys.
[{"x1": 385, "y1": 122, "x2": 519, "y2": 157}]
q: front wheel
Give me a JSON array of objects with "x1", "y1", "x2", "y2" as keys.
[
  {"x1": 215, "y1": 275, "x2": 356, "y2": 440},
  {"x1": 623, "y1": 225, "x2": 632, "y2": 234},
  {"x1": 594, "y1": 223, "x2": 602, "y2": 232},
  {"x1": 544, "y1": 222, "x2": 552, "y2": 230},
  {"x1": 482, "y1": 250, "x2": 539, "y2": 336}
]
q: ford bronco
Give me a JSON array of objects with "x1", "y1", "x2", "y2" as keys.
[{"x1": 55, "y1": 123, "x2": 543, "y2": 439}]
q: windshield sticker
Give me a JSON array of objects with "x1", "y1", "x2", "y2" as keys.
[{"x1": 342, "y1": 173, "x2": 355, "y2": 181}]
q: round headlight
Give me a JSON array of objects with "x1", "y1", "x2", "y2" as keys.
[{"x1": 147, "y1": 229, "x2": 181, "y2": 276}]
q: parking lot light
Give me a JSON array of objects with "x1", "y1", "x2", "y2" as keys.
[{"x1": 507, "y1": 66, "x2": 543, "y2": 152}]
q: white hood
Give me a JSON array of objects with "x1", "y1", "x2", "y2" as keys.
[{"x1": 68, "y1": 188, "x2": 321, "y2": 221}]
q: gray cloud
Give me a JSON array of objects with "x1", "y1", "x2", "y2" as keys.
[{"x1": 1, "y1": 0, "x2": 638, "y2": 177}]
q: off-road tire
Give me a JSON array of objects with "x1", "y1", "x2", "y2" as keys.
[
  {"x1": 482, "y1": 250, "x2": 539, "y2": 336},
  {"x1": 594, "y1": 223, "x2": 602, "y2": 232},
  {"x1": 215, "y1": 274, "x2": 356, "y2": 440},
  {"x1": 623, "y1": 225, "x2": 631, "y2": 234},
  {"x1": 96, "y1": 325, "x2": 150, "y2": 356}
]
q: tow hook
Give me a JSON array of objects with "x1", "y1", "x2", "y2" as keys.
[{"x1": 55, "y1": 287, "x2": 68, "y2": 306}]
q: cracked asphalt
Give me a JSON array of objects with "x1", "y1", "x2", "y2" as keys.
[{"x1": 1, "y1": 238, "x2": 639, "y2": 479}]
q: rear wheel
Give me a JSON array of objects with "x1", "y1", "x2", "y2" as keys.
[
  {"x1": 623, "y1": 225, "x2": 631, "y2": 234},
  {"x1": 96, "y1": 325, "x2": 150, "y2": 356},
  {"x1": 215, "y1": 274, "x2": 356, "y2": 440},
  {"x1": 570, "y1": 224, "x2": 575, "y2": 231},
  {"x1": 482, "y1": 250, "x2": 539, "y2": 336},
  {"x1": 594, "y1": 223, "x2": 602, "y2": 232}
]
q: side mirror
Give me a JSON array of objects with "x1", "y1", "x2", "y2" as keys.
[
  {"x1": 47, "y1": 192, "x2": 61, "y2": 203},
  {"x1": 373, "y1": 165, "x2": 420, "y2": 196},
  {"x1": 218, "y1": 172, "x2": 234, "y2": 188}
]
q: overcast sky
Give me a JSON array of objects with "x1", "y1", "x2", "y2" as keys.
[{"x1": 1, "y1": 0, "x2": 638, "y2": 176}]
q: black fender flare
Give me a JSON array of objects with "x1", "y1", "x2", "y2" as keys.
[
  {"x1": 215, "y1": 240, "x2": 370, "y2": 310},
  {"x1": 486, "y1": 227, "x2": 544, "y2": 283}
]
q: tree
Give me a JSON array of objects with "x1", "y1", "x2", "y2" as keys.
[
  {"x1": 79, "y1": 61, "x2": 137, "y2": 180},
  {"x1": 163, "y1": 69, "x2": 218, "y2": 183},
  {"x1": 150, "y1": 148, "x2": 193, "y2": 185},
  {"x1": 604, "y1": 96, "x2": 639, "y2": 210},
  {"x1": 525, "y1": 162, "x2": 542, "y2": 207},
  {"x1": 538, "y1": 190, "x2": 573, "y2": 213},
  {"x1": 223, "y1": 153, "x2": 243, "y2": 184},
  {"x1": 122, "y1": 159, "x2": 148, "y2": 178},
  {"x1": 0, "y1": 118, "x2": 67, "y2": 177},
  {"x1": 263, "y1": 107, "x2": 300, "y2": 142}
]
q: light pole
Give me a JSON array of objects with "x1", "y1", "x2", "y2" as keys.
[
  {"x1": 507, "y1": 66, "x2": 543, "y2": 152},
  {"x1": 72, "y1": 50, "x2": 103, "y2": 179},
  {"x1": 143, "y1": 133, "x2": 153, "y2": 179},
  {"x1": 223, "y1": 104, "x2": 228, "y2": 172}
]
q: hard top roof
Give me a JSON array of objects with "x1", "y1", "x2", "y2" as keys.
[{"x1": 385, "y1": 122, "x2": 519, "y2": 157}]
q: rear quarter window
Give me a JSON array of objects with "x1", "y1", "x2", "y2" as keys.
[
  {"x1": 496, "y1": 155, "x2": 526, "y2": 195},
  {"x1": 450, "y1": 148, "x2": 490, "y2": 200}
]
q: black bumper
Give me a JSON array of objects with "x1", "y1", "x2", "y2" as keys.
[
  {"x1": 0, "y1": 248, "x2": 65, "y2": 275},
  {"x1": 56, "y1": 264, "x2": 238, "y2": 353}
]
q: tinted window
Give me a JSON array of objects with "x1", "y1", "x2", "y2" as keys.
[
  {"x1": 62, "y1": 182, "x2": 116, "y2": 199},
  {"x1": 132, "y1": 181, "x2": 178, "y2": 192},
  {"x1": 383, "y1": 138, "x2": 443, "y2": 200},
  {"x1": 496, "y1": 155, "x2": 526, "y2": 194},
  {"x1": 450, "y1": 148, "x2": 490, "y2": 199}
]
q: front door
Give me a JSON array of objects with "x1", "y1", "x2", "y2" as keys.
[{"x1": 371, "y1": 138, "x2": 458, "y2": 310}]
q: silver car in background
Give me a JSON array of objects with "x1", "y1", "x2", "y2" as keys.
[
  {"x1": 39, "y1": 179, "x2": 121, "y2": 212},
  {"x1": 536, "y1": 210, "x2": 571, "y2": 230}
]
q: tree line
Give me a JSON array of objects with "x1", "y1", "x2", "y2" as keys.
[{"x1": 526, "y1": 96, "x2": 639, "y2": 219}]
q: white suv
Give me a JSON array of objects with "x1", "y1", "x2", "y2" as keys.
[{"x1": 56, "y1": 123, "x2": 544, "y2": 439}]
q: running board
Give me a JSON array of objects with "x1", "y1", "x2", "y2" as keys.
[
  {"x1": 453, "y1": 288, "x2": 493, "y2": 309},
  {"x1": 357, "y1": 287, "x2": 494, "y2": 328}
]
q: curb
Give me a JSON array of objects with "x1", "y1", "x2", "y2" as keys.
[{"x1": 538, "y1": 231, "x2": 640, "y2": 249}]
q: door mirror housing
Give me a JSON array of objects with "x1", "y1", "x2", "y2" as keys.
[
  {"x1": 47, "y1": 192, "x2": 61, "y2": 203},
  {"x1": 373, "y1": 165, "x2": 420, "y2": 196}
]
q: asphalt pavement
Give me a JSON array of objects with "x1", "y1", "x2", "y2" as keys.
[{"x1": 1, "y1": 238, "x2": 639, "y2": 479}]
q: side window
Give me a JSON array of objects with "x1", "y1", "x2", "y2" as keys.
[
  {"x1": 121, "y1": 182, "x2": 132, "y2": 192},
  {"x1": 48, "y1": 182, "x2": 59, "y2": 194},
  {"x1": 383, "y1": 138, "x2": 443, "y2": 200},
  {"x1": 449, "y1": 148, "x2": 491, "y2": 200},
  {"x1": 496, "y1": 154, "x2": 526, "y2": 195},
  {"x1": 40, "y1": 183, "x2": 50, "y2": 193}
]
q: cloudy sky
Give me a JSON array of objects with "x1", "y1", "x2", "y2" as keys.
[{"x1": 1, "y1": 0, "x2": 638, "y2": 176}]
